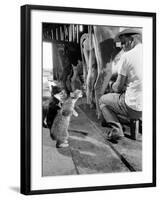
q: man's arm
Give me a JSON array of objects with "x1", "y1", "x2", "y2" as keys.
[{"x1": 111, "y1": 74, "x2": 126, "y2": 93}]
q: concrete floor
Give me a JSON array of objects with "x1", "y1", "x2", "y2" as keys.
[{"x1": 42, "y1": 98, "x2": 142, "y2": 176}]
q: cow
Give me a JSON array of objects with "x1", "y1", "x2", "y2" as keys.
[
  {"x1": 80, "y1": 26, "x2": 122, "y2": 118},
  {"x1": 80, "y1": 31, "x2": 97, "y2": 106}
]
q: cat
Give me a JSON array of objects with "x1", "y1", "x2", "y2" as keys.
[
  {"x1": 70, "y1": 64, "x2": 82, "y2": 91},
  {"x1": 42, "y1": 85, "x2": 65, "y2": 128},
  {"x1": 50, "y1": 89, "x2": 83, "y2": 148}
]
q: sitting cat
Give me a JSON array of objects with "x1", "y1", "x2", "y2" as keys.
[
  {"x1": 50, "y1": 89, "x2": 82, "y2": 148},
  {"x1": 42, "y1": 85, "x2": 64, "y2": 128}
]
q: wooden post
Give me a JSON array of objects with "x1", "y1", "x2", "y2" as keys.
[
  {"x1": 77, "y1": 25, "x2": 79, "y2": 43},
  {"x1": 60, "y1": 26, "x2": 62, "y2": 41},
  {"x1": 72, "y1": 25, "x2": 75, "y2": 42},
  {"x1": 51, "y1": 29, "x2": 54, "y2": 40},
  {"x1": 56, "y1": 28, "x2": 58, "y2": 40},
  {"x1": 60, "y1": 26, "x2": 64, "y2": 41},
  {"x1": 64, "y1": 25, "x2": 68, "y2": 41},
  {"x1": 69, "y1": 25, "x2": 73, "y2": 42}
]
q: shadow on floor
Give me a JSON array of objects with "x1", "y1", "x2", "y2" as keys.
[
  {"x1": 9, "y1": 186, "x2": 19, "y2": 193},
  {"x1": 57, "y1": 131, "x2": 129, "y2": 173}
]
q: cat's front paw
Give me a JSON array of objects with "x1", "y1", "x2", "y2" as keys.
[
  {"x1": 73, "y1": 109, "x2": 78, "y2": 117},
  {"x1": 56, "y1": 143, "x2": 69, "y2": 148},
  {"x1": 56, "y1": 141, "x2": 69, "y2": 148}
]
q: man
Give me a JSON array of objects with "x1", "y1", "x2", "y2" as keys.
[{"x1": 99, "y1": 29, "x2": 142, "y2": 141}]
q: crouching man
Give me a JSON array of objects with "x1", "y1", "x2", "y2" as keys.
[{"x1": 99, "y1": 29, "x2": 142, "y2": 141}]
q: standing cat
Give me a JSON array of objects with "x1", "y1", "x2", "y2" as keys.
[{"x1": 50, "y1": 89, "x2": 82, "y2": 148}]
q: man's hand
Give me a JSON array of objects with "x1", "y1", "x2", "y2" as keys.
[
  {"x1": 108, "y1": 81, "x2": 115, "y2": 93},
  {"x1": 112, "y1": 74, "x2": 127, "y2": 93}
]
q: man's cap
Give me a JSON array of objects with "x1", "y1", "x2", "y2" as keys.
[{"x1": 115, "y1": 28, "x2": 142, "y2": 41}]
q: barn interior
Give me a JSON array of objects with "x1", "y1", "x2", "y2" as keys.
[{"x1": 42, "y1": 23, "x2": 142, "y2": 176}]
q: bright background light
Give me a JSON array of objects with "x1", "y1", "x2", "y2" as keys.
[
  {"x1": 43, "y1": 42, "x2": 53, "y2": 70},
  {"x1": 79, "y1": 25, "x2": 83, "y2": 32}
]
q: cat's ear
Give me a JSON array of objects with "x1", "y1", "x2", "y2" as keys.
[
  {"x1": 54, "y1": 93, "x2": 61, "y2": 101},
  {"x1": 54, "y1": 91, "x2": 67, "y2": 102}
]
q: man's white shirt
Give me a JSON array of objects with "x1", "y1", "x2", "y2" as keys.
[{"x1": 117, "y1": 43, "x2": 143, "y2": 111}]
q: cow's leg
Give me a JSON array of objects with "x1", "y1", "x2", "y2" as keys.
[
  {"x1": 92, "y1": 31, "x2": 103, "y2": 118},
  {"x1": 82, "y1": 49, "x2": 89, "y2": 91},
  {"x1": 86, "y1": 52, "x2": 92, "y2": 105},
  {"x1": 94, "y1": 62, "x2": 113, "y2": 118},
  {"x1": 80, "y1": 34, "x2": 89, "y2": 92},
  {"x1": 94, "y1": 73, "x2": 103, "y2": 118},
  {"x1": 86, "y1": 48, "x2": 97, "y2": 107}
]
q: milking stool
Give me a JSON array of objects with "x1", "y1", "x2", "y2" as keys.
[
  {"x1": 117, "y1": 115, "x2": 142, "y2": 140},
  {"x1": 130, "y1": 119, "x2": 140, "y2": 140},
  {"x1": 101, "y1": 114, "x2": 142, "y2": 140}
]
